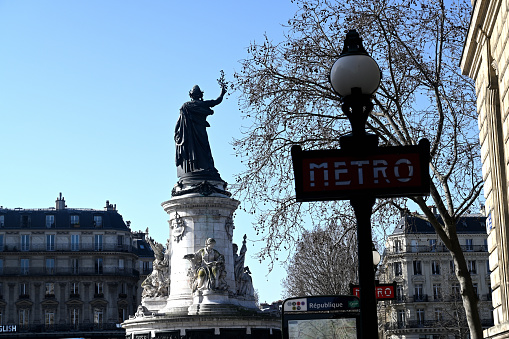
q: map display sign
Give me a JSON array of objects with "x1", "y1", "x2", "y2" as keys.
[{"x1": 282, "y1": 295, "x2": 360, "y2": 339}]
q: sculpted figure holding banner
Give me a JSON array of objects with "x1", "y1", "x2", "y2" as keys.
[{"x1": 175, "y1": 81, "x2": 226, "y2": 182}]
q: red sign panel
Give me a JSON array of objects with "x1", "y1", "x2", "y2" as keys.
[
  {"x1": 291, "y1": 139, "x2": 430, "y2": 201},
  {"x1": 351, "y1": 283, "x2": 396, "y2": 300}
]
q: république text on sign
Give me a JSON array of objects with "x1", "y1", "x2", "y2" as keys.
[{"x1": 291, "y1": 139, "x2": 430, "y2": 201}]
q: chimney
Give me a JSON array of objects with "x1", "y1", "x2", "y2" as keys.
[
  {"x1": 105, "y1": 200, "x2": 116, "y2": 211},
  {"x1": 56, "y1": 193, "x2": 66, "y2": 210}
]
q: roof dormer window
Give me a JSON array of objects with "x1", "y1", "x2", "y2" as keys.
[{"x1": 70, "y1": 215, "x2": 79, "y2": 227}]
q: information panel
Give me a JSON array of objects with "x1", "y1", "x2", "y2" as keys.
[{"x1": 282, "y1": 295, "x2": 360, "y2": 339}]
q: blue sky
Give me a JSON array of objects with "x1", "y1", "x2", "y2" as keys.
[{"x1": 0, "y1": 1, "x2": 300, "y2": 304}]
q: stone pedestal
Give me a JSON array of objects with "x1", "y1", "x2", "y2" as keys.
[
  {"x1": 124, "y1": 181, "x2": 268, "y2": 338},
  {"x1": 160, "y1": 184, "x2": 248, "y2": 315}
]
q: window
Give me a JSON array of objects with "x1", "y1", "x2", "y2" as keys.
[
  {"x1": 20, "y1": 258, "x2": 29, "y2": 275},
  {"x1": 433, "y1": 283, "x2": 442, "y2": 300},
  {"x1": 142, "y1": 261, "x2": 151, "y2": 274},
  {"x1": 466, "y1": 239, "x2": 473, "y2": 251},
  {"x1": 94, "y1": 215, "x2": 102, "y2": 227},
  {"x1": 119, "y1": 307, "x2": 128, "y2": 322},
  {"x1": 45, "y1": 310, "x2": 55, "y2": 327},
  {"x1": 414, "y1": 284, "x2": 423, "y2": 301},
  {"x1": 413, "y1": 260, "x2": 422, "y2": 275},
  {"x1": 95, "y1": 258, "x2": 103, "y2": 274},
  {"x1": 451, "y1": 283, "x2": 461, "y2": 301},
  {"x1": 70, "y1": 308, "x2": 79, "y2": 329},
  {"x1": 94, "y1": 308, "x2": 104, "y2": 327},
  {"x1": 0, "y1": 234, "x2": 3, "y2": 251},
  {"x1": 45, "y1": 282, "x2": 55, "y2": 296},
  {"x1": 416, "y1": 308, "x2": 425, "y2": 324},
  {"x1": 45, "y1": 215, "x2": 55, "y2": 228},
  {"x1": 94, "y1": 234, "x2": 103, "y2": 251},
  {"x1": 71, "y1": 258, "x2": 79, "y2": 274},
  {"x1": 70, "y1": 215, "x2": 79, "y2": 226},
  {"x1": 473, "y1": 283, "x2": 478, "y2": 298},
  {"x1": 484, "y1": 239, "x2": 488, "y2": 251},
  {"x1": 46, "y1": 234, "x2": 55, "y2": 251},
  {"x1": 450, "y1": 260, "x2": 455, "y2": 274},
  {"x1": 19, "y1": 282, "x2": 29, "y2": 296},
  {"x1": 46, "y1": 258, "x2": 55, "y2": 274},
  {"x1": 394, "y1": 262, "x2": 402, "y2": 276},
  {"x1": 434, "y1": 308, "x2": 443, "y2": 321},
  {"x1": 487, "y1": 260, "x2": 491, "y2": 274},
  {"x1": 118, "y1": 258, "x2": 125, "y2": 271},
  {"x1": 0, "y1": 259, "x2": 3, "y2": 275},
  {"x1": 0, "y1": 215, "x2": 4, "y2": 227},
  {"x1": 21, "y1": 234, "x2": 30, "y2": 251},
  {"x1": 468, "y1": 260, "x2": 477, "y2": 274},
  {"x1": 431, "y1": 260, "x2": 441, "y2": 275},
  {"x1": 71, "y1": 234, "x2": 79, "y2": 251},
  {"x1": 411, "y1": 240, "x2": 418, "y2": 252},
  {"x1": 429, "y1": 239, "x2": 437, "y2": 251},
  {"x1": 396, "y1": 285, "x2": 404, "y2": 300},
  {"x1": 20, "y1": 215, "x2": 31, "y2": 228},
  {"x1": 117, "y1": 235, "x2": 123, "y2": 248},
  {"x1": 394, "y1": 239, "x2": 402, "y2": 253},
  {"x1": 71, "y1": 282, "x2": 79, "y2": 295},
  {"x1": 397, "y1": 310, "x2": 406, "y2": 327},
  {"x1": 95, "y1": 282, "x2": 103, "y2": 295},
  {"x1": 19, "y1": 309, "x2": 29, "y2": 328}
]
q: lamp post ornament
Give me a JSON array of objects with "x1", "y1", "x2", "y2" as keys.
[{"x1": 330, "y1": 29, "x2": 381, "y2": 339}]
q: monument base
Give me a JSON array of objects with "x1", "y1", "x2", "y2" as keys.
[
  {"x1": 123, "y1": 313, "x2": 281, "y2": 339},
  {"x1": 142, "y1": 297, "x2": 168, "y2": 314}
]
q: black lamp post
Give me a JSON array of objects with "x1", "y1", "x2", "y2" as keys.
[{"x1": 330, "y1": 29, "x2": 381, "y2": 339}]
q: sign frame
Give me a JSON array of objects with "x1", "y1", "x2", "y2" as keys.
[{"x1": 291, "y1": 138, "x2": 430, "y2": 202}]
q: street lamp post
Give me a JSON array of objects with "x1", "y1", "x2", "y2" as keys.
[{"x1": 330, "y1": 29, "x2": 381, "y2": 339}]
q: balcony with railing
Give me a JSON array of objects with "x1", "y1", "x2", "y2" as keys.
[
  {"x1": 385, "y1": 244, "x2": 488, "y2": 255},
  {"x1": 16, "y1": 322, "x2": 124, "y2": 334},
  {"x1": 1, "y1": 266, "x2": 139, "y2": 277},
  {"x1": 0, "y1": 243, "x2": 133, "y2": 253}
]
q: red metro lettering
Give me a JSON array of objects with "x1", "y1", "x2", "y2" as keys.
[{"x1": 303, "y1": 154, "x2": 419, "y2": 192}]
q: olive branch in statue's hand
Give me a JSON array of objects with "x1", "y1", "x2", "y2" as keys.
[{"x1": 217, "y1": 70, "x2": 228, "y2": 96}]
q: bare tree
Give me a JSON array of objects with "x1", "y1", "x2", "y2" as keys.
[
  {"x1": 233, "y1": 0, "x2": 484, "y2": 337},
  {"x1": 283, "y1": 225, "x2": 358, "y2": 298}
]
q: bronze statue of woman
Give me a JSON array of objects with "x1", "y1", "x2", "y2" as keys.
[{"x1": 174, "y1": 84, "x2": 226, "y2": 182}]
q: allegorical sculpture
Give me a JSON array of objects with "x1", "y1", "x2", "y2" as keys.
[
  {"x1": 184, "y1": 238, "x2": 228, "y2": 292},
  {"x1": 174, "y1": 74, "x2": 227, "y2": 182},
  {"x1": 232, "y1": 234, "x2": 254, "y2": 298},
  {"x1": 141, "y1": 237, "x2": 170, "y2": 298}
]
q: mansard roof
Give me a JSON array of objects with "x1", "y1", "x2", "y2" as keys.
[
  {"x1": 0, "y1": 202, "x2": 129, "y2": 231},
  {"x1": 392, "y1": 213, "x2": 486, "y2": 235}
]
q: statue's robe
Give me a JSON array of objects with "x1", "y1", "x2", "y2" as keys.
[{"x1": 174, "y1": 96, "x2": 223, "y2": 181}]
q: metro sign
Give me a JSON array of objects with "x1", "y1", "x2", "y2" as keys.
[
  {"x1": 291, "y1": 139, "x2": 430, "y2": 201},
  {"x1": 350, "y1": 282, "x2": 396, "y2": 300}
]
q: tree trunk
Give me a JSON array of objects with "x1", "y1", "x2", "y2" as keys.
[{"x1": 448, "y1": 226, "x2": 484, "y2": 339}]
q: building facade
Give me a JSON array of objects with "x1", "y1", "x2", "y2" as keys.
[
  {"x1": 0, "y1": 194, "x2": 152, "y2": 339},
  {"x1": 378, "y1": 212, "x2": 493, "y2": 338},
  {"x1": 460, "y1": 0, "x2": 509, "y2": 337}
]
